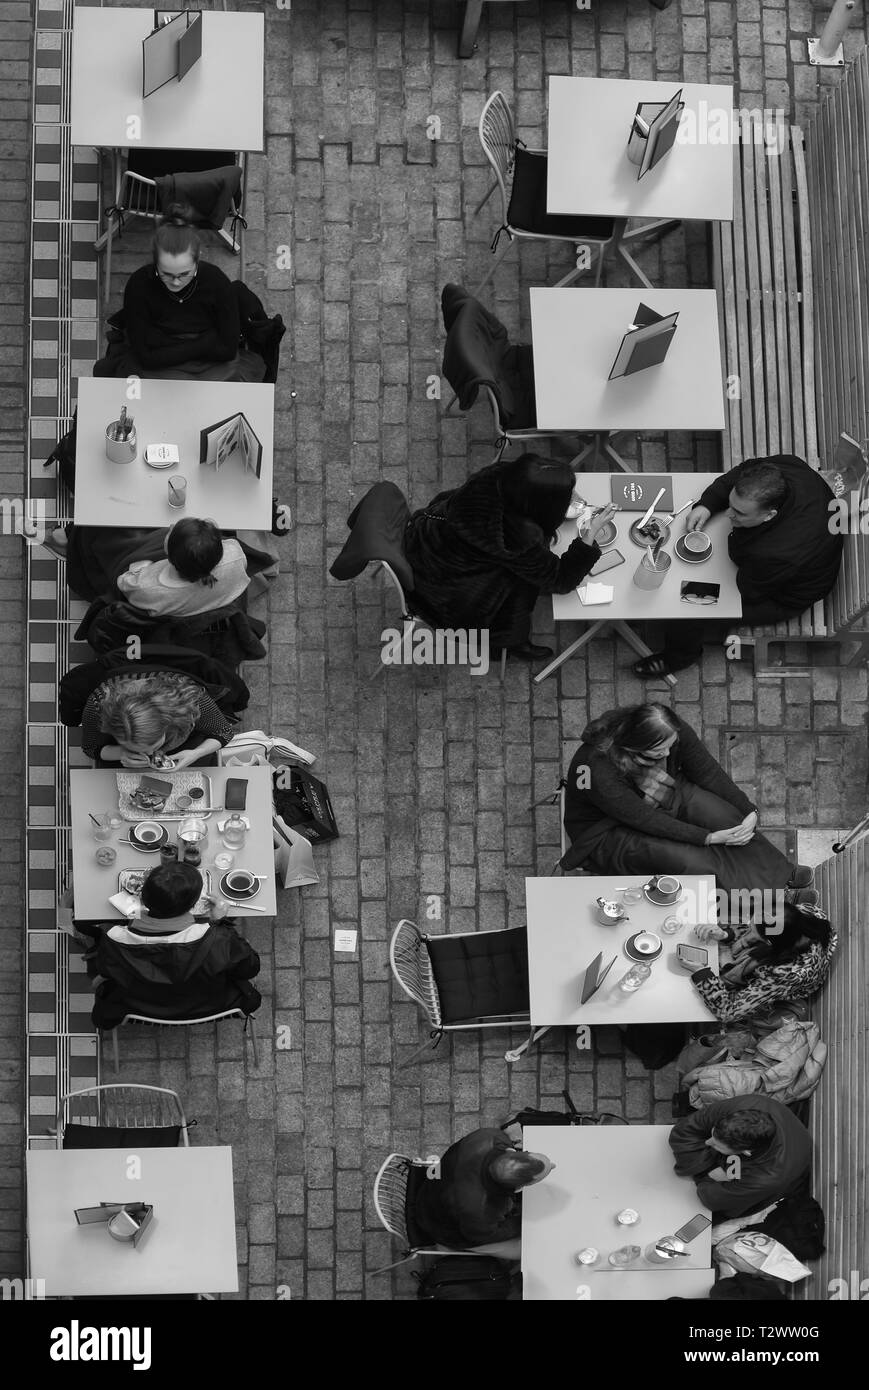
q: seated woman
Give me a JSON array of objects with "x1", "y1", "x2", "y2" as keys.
[
  {"x1": 80, "y1": 671, "x2": 235, "y2": 768},
  {"x1": 689, "y1": 902, "x2": 836, "y2": 1023},
  {"x1": 115, "y1": 518, "x2": 250, "y2": 617},
  {"x1": 403, "y1": 453, "x2": 616, "y2": 660},
  {"x1": 95, "y1": 206, "x2": 263, "y2": 382},
  {"x1": 563, "y1": 703, "x2": 803, "y2": 906}
]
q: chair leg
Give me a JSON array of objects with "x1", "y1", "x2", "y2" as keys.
[
  {"x1": 472, "y1": 180, "x2": 499, "y2": 217},
  {"x1": 500, "y1": 649, "x2": 507, "y2": 680},
  {"x1": 398, "y1": 1030, "x2": 444, "y2": 1069},
  {"x1": 246, "y1": 1014, "x2": 259, "y2": 1068},
  {"x1": 471, "y1": 237, "x2": 515, "y2": 296},
  {"x1": 504, "y1": 1025, "x2": 551, "y2": 1063},
  {"x1": 111, "y1": 1028, "x2": 120, "y2": 1075},
  {"x1": 369, "y1": 1250, "x2": 418, "y2": 1277}
]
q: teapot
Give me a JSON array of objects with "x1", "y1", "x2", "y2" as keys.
[{"x1": 595, "y1": 896, "x2": 628, "y2": 926}]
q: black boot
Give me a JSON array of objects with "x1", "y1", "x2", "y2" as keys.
[{"x1": 505, "y1": 641, "x2": 554, "y2": 661}]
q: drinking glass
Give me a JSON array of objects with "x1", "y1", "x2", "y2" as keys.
[
  {"x1": 91, "y1": 813, "x2": 113, "y2": 842},
  {"x1": 168, "y1": 475, "x2": 187, "y2": 509},
  {"x1": 608, "y1": 1245, "x2": 641, "y2": 1267},
  {"x1": 632, "y1": 550, "x2": 672, "y2": 591}
]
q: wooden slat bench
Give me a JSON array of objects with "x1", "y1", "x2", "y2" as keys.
[
  {"x1": 794, "y1": 838, "x2": 868, "y2": 1301},
  {"x1": 712, "y1": 115, "x2": 869, "y2": 670}
]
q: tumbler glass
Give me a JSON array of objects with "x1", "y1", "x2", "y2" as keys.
[{"x1": 632, "y1": 550, "x2": 672, "y2": 591}]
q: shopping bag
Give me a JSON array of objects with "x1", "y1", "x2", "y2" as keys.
[
  {"x1": 273, "y1": 767, "x2": 339, "y2": 843},
  {"x1": 272, "y1": 814, "x2": 319, "y2": 889}
]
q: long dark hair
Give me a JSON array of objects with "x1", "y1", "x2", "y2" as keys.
[
  {"x1": 583, "y1": 703, "x2": 681, "y2": 776},
  {"x1": 497, "y1": 453, "x2": 575, "y2": 537},
  {"x1": 152, "y1": 202, "x2": 201, "y2": 262},
  {"x1": 756, "y1": 904, "x2": 833, "y2": 960}
]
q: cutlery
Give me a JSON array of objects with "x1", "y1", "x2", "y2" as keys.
[
  {"x1": 658, "y1": 498, "x2": 694, "y2": 528},
  {"x1": 637, "y1": 487, "x2": 666, "y2": 531}
]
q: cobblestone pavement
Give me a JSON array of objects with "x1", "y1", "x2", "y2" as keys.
[{"x1": 4, "y1": 0, "x2": 869, "y2": 1298}]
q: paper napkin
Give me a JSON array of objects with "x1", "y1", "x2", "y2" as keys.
[{"x1": 577, "y1": 583, "x2": 614, "y2": 605}]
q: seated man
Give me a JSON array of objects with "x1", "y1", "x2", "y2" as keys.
[
  {"x1": 410, "y1": 1126, "x2": 554, "y2": 1255},
  {"x1": 89, "y1": 862, "x2": 261, "y2": 1028},
  {"x1": 669, "y1": 1095, "x2": 812, "y2": 1220},
  {"x1": 634, "y1": 456, "x2": 844, "y2": 678}
]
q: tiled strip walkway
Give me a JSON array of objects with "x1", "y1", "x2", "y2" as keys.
[{"x1": 24, "y1": 0, "x2": 101, "y2": 1166}]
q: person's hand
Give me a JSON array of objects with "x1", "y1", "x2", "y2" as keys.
[
  {"x1": 586, "y1": 503, "x2": 618, "y2": 545},
  {"x1": 705, "y1": 813, "x2": 757, "y2": 847},
  {"x1": 706, "y1": 1166, "x2": 730, "y2": 1182},
  {"x1": 167, "y1": 747, "x2": 199, "y2": 770},
  {"x1": 118, "y1": 749, "x2": 152, "y2": 769},
  {"x1": 694, "y1": 923, "x2": 727, "y2": 943},
  {"x1": 684, "y1": 505, "x2": 711, "y2": 533}
]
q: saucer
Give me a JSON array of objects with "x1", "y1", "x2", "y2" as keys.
[
  {"x1": 219, "y1": 871, "x2": 260, "y2": 901},
  {"x1": 580, "y1": 519, "x2": 618, "y2": 550},
  {"x1": 629, "y1": 517, "x2": 672, "y2": 549},
  {"x1": 625, "y1": 932, "x2": 663, "y2": 962},
  {"x1": 128, "y1": 821, "x2": 168, "y2": 852},
  {"x1": 675, "y1": 535, "x2": 713, "y2": 564},
  {"x1": 643, "y1": 884, "x2": 684, "y2": 906}
]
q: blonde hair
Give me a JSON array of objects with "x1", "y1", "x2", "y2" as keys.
[{"x1": 98, "y1": 673, "x2": 202, "y2": 751}]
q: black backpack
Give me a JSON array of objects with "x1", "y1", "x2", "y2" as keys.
[
  {"x1": 414, "y1": 1257, "x2": 517, "y2": 1301},
  {"x1": 756, "y1": 1192, "x2": 826, "y2": 1260},
  {"x1": 501, "y1": 1090, "x2": 628, "y2": 1129}
]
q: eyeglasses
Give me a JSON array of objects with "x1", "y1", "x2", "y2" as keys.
[{"x1": 156, "y1": 266, "x2": 197, "y2": 284}]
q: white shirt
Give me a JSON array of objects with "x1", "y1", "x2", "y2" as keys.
[{"x1": 116, "y1": 539, "x2": 250, "y2": 617}]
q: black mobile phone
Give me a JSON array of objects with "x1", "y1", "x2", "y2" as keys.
[
  {"x1": 590, "y1": 548, "x2": 626, "y2": 577},
  {"x1": 680, "y1": 581, "x2": 720, "y2": 605},
  {"x1": 674, "y1": 1213, "x2": 712, "y2": 1244},
  {"x1": 224, "y1": 777, "x2": 248, "y2": 811}
]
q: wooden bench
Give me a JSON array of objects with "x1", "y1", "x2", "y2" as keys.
[
  {"x1": 795, "y1": 837, "x2": 868, "y2": 1301},
  {"x1": 712, "y1": 115, "x2": 869, "y2": 669}
]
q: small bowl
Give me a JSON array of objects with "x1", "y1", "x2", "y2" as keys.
[
  {"x1": 625, "y1": 931, "x2": 663, "y2": 962},
  {"x1": 128, "y1": 821, "x2": 168, "y2": 852},
  {"x1": 219, "y1": 870, "x2": 260, "y2": 901}
]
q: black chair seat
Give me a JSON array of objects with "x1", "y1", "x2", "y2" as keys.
[
  {"x1": 427, "y1": 928, "x2": 530, "y2": 1024},
  {"x1": 507, "y1": 147, "x2": 615, "y2": 241},
  {"x1": 63, "y1": 1123, "x2": 181, "y2": 1149}
]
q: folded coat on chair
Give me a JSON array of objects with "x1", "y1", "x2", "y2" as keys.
[
  {"x1": 441, "y1": 283, "x2": 537, "y2": 429},
  {"x1": 154, "y1": 166, "x2": 242, "y2": 230}
]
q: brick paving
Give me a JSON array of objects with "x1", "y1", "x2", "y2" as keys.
[{"x1": 4, "y1": 0, "x2": 869, "y2": 1299}]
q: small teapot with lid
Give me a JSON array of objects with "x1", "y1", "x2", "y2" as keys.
[{"x1": 595, "y1": 896, "x2": 629, "y2": 926}]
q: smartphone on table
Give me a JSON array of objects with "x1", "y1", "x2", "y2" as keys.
[
  {"x1": 589, "y1": 549, "x2": 626, "y2": 577},
  {"x1": 676, "y1": 943, "x2": 709, "y2": 970}
]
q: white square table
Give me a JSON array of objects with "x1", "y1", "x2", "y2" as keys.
[
  {"x1": 70, "y1": 766, "x2": 277, "y2": 920},
  {"x1": 524, "y1": 875, "x2": 719, "y2": 1026},
  {"x1": 546, "y1": 77, "x2": 733, "y2": 287},
  {"x1": 27, "y1": 1146, "x2": 238, "y2": 1296},
  {"x1": 530, "y1": 288, "x2": 725, "y2": 457},
  {"x1": 70, "y1": 7, "x2": 264, "y2": 152},
  {"x1": 74, "y1": 378, "x2": 274, "y2": 529},
  {"x1": 521, "y1": 1125, "x2": 713, "y2": 1301},
  {"x1": 535, "y1": 471, "x2": 742, "y2": 684}
]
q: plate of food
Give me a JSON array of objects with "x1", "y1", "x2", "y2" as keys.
[
  {"x1": 629, "y1": 515, "x2": 672, "y2": 548},
  {"x1": 119, "y1": 868, "x2": 211, "y2": 916}
]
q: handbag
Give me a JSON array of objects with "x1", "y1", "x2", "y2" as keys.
[{"x1": 414, "y1": 1257, "x2": 517, "y2": 1301}]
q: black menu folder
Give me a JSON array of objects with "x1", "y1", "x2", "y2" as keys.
[{"x1": 609, "y1": 302, "x2": 679, "y2": 380}]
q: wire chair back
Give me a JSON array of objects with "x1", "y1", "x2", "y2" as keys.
[
  {"x1": 389, "y1": 920, "x2": 443, "y2": 1029},
  {"x1": 478, "y1": 92, "x2": 517, "y2": 222}
]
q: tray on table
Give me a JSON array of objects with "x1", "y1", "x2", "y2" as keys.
[{"x1": 116, "y1": 772, "x2": 215, "y2": 820}]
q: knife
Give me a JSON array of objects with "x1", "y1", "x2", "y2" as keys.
[{"x1": 637, "y1": 487, "x2": 666, "y2": 532}]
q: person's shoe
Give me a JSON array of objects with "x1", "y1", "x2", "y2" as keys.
[
  {"x1": 506, "y1": 642, "x2": 554, "y2": 661},
  {"x1": 632, "y1": 651, "x2": 699, "y2": 679},
  {"x1": 786, "y1": 864, "x2": 815, "y2": 891},
  {"x1": 41, "y1": 526, "x2": 68, "y2": 559}
]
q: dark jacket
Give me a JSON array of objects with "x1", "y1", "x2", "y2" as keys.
[
  {"x1": 59, "y1": 649, "x2": 249, "y2": 730},
  {"x1": 441, "y1": 282, "x2": 536, "y2": 429},
  {"x1": 403, "y1": 461, "x2": 599, "y2": 646},
  {"x1": 698, "y1": 456, "x2": 843, "y2": 621},
  {"x1": 564, "y1": 713, "x2": 755, "y2": 865},
  {"x1": 669, "y1": 1095, "x2": 812, "y2": 1219},
  {"x1": 92, "y1": 918, "x2": 261, "y2": 1029},
  {"x1": 123, "y1": 261, "x2": 239, "y2": 371},
  {"x1": 411, "y1": 1128, "x2": 523, "y2": 1248},
  {"x1": 154, "y1": 165, "x2": 241, "y2": 230}
]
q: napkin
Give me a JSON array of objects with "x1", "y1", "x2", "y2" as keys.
[
  {"x1": 108, "y1": 890, "x2": 145, "y2": 918},
  {"x1": 577, "y1": 582, "x2": 614, "y2": 605}
]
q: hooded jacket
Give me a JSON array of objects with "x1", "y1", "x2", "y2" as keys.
[
  {"x1": 403, "y1": 461, "x2": 599, "y2": 646},
  {"x1": 669, "y1": 1094, "x2": 812, "y2": 1219},
  {"x1": 682, "y1": 1020, "x2": 828, "y2": 1109},
  {"x1": 698, "y1": 456, "x2": 843, "y2": 617},
  {"x1": 92, "y1": 917, "x2": 260, "y2": 1028}
]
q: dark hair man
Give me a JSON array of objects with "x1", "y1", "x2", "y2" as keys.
[
  {"x1": 90, "y1": 862, "x2": 261, "y2": 1028},
  {"x1": 409, "y1": 1127, "x2": 555, "y2": 1252},
  {"x1": 669, "y1": 1095, "x2": 812, "y2": 1219},
  {"x1": 633, "y1": 455, "x2": 844, "y2": 678}
]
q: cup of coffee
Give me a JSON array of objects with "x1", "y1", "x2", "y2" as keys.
[
  {"x1": 684, "y1": 531, "x2": 711, "y2": 555},
  {"x1": 647, "y1": 875, "x2": 682, "y2": 903}
]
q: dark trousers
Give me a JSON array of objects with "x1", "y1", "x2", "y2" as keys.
[{"x1": 659, "y1": 601, "x2": 808, "y2": 664}]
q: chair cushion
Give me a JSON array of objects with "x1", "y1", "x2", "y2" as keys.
[
  {"x1": 507, "y1": 147, "x2": 615, "y2": 241},
  {"x1": 127, "y1": 148, "x2": 237, "y2": 179},
  {"x1": 404, "y1": 1161, "x2": 433, "y2": 1248},
  {"x1": 427, "y1": 928, "x2": 529, "y2": 1024},
  {"x1": 63, "y1": 1124, "x2": 181, "y2": 1149}
]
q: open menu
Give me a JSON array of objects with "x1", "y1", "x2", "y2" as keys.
[{"x1": 199, "y1": 411, "x2": 263, "y2": 478}]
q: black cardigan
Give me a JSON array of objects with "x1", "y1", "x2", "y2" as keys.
[
  {"x1": 564, "y1": 714, "x2": 756, "y2": 861},
  {"x1": 123, "y1": 261, "x2": 239, "y2": 370}
]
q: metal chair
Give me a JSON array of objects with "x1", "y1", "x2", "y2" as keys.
[
  {"x1": 105, "y1": 1007, "x2": 258, "y2": 1074},
  {"x1": 95, "y1": 148, "x2": 246, "y2": 299},
  {"x1": 54, "y1": 1084, "x2": 190, "y2": 1149},
  {"x1": 389, "y1": 919, "x2": 546, "y2": 1065},
  {"x1": 473, "y1": 92, "x2": 615, "y2": 294},
  {"x1": 371, "y1": 1153, "x2": 487, "y2": 1274}
]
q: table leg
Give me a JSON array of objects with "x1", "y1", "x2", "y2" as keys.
[
  {"x1": 458, "y1": 0, "x2": 484, "y2": 57},
  {"x1": 620, "y1": 217, "x2": 682, "y2": 244},
  {"x1": 533, "y1": 621, "x2": 610, "y2": 684},
  {"x1": 571, "y1": 432, "x2": 634, "y2": 473},
  {"x1": 612, "y1": 619, "x2": 679, "y2": 687}
]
